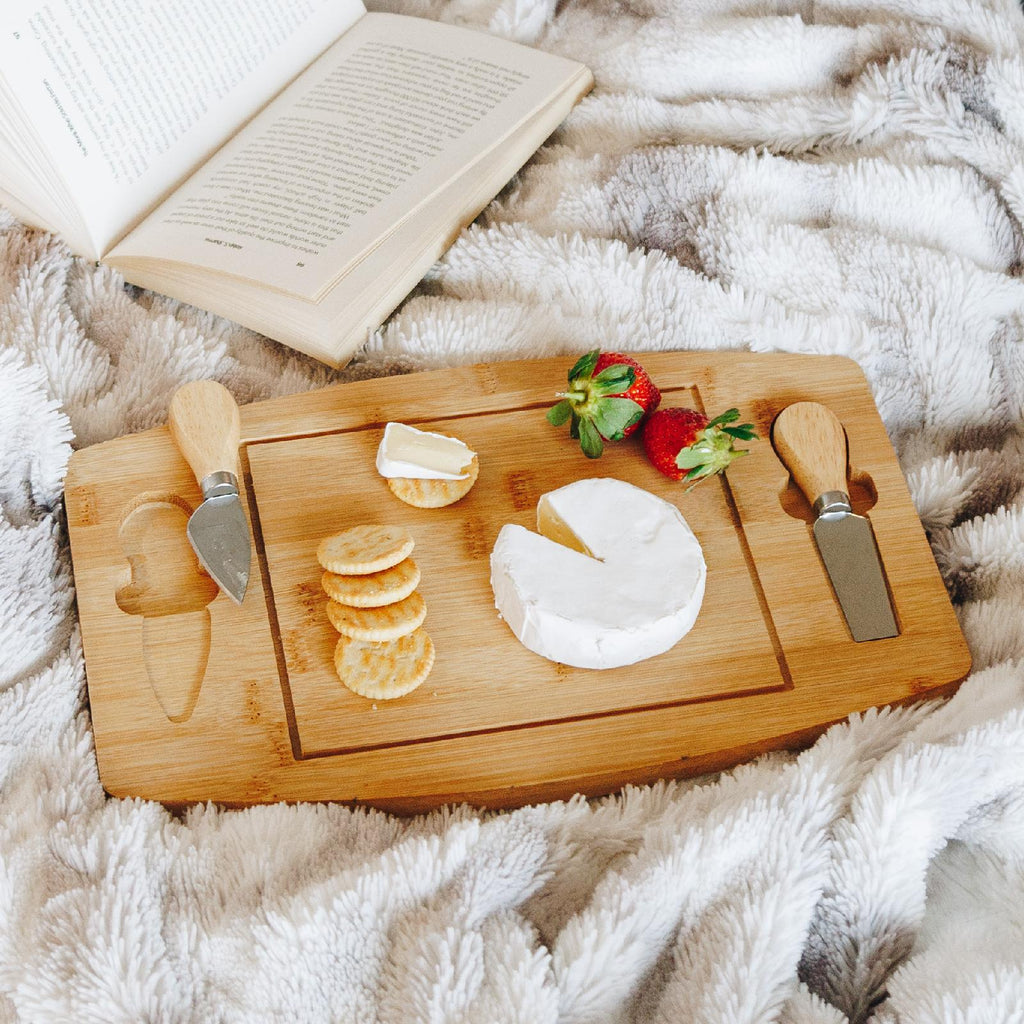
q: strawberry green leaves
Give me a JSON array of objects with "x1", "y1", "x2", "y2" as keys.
[
  {"x1": 591, "y1": 397, "x2": 646, "y2": 440},
  {"x1": 674, "y1": 408, "x2": 758, "y2": 487},
  {"x1": 711, "y1": 408, "x2": 758, "y2": 442},
  {"x1": 576, "y1": 416, "x2": 604, "y2": 458},
  {"x1": 546, "y1": 400, "x2": 574, "y2": 426},
  {"x1": 546, "y1": 349, "x2": 660, "y2": 458}
]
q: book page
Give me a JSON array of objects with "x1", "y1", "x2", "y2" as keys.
[
  {"x1": 0, "y1": 0, "x2": 365, "y2": 256},
  {"x1": 110, "y1": 13, "x2": 588, "y2": 300},
  {"x1": 111, "y1": 77, "x2": 591, "y2": 365}
]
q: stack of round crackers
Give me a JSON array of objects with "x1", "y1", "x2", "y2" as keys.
[{"x1": 317, "y1": 525, "x2": 434, "y2": 700}]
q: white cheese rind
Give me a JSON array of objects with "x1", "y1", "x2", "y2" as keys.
[
  {"x1": 489, "y1": 478, "x2": 706, "y2": 669},
  {"x1": 376, "y1": 422, "x2": 475, "y2": 480}
]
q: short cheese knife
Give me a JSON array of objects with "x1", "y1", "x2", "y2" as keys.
[
  {"x1": 772, "y1": 401, "x2": 898, "y2": 642},
  {"x1": 168, "y1": 380, "x2": 251, "y2": 605}
]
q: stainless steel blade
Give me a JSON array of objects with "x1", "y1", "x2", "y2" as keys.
[
  {"x1": 813, "y1": 509, "x2": 898, "y2": 641},
  {"x1": 187, "y1": 492, "x2": 251, "y2": 605}
]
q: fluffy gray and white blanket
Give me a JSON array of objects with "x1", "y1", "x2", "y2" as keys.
[{"x1": 3, "y1": 0, "x2": 1024, "y2": 1019}]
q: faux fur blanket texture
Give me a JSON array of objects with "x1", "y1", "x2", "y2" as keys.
[{"x1": 3, "y1": 0, "x2": 1024, "y2": 1020}]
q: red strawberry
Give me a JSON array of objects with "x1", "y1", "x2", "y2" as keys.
[
  {"x1": 546, "y1": 350, "x2": 661, "y2": 458},
  {"x1": 642, "y1": 407, "x2": 758, "y2": 485}
]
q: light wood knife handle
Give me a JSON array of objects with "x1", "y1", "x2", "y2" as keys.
[
  {"x1": 771, "y1": 401, "x2": 849, "y2": 504},
  {"x1": 168, "y1": 380, "x2": 241, "y2": 485}
]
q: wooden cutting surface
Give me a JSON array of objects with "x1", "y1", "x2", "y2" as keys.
[{"x1": 64, "y1": 352, "x2": 971, "y2": 811}]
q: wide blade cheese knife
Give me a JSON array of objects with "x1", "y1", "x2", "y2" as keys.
[
  {"x1": 168, "y1": 380, "x2": 251, "y2": 605},
  {"x1": 772, "y1": 401, "x2": 898, "y2": 642}
]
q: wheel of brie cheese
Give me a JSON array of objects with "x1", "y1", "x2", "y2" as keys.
[{"x1": 489, "y1": 478, "x2": 706, "y2": 669}]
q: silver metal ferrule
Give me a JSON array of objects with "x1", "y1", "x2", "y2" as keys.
[
  {"x1": 814, "y1": 489, "x2": 852, "y2": 517},
  {"x1": 200, "y1": 470, "x2": 240, "y2": 501}
]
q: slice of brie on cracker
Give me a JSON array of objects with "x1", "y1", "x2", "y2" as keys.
[
  {"x1": 376, "y1": 422, "x2": 475, "y2": 480},
  {"x1": 490, "y1": 478, "x2": 706, "y2": 669}
]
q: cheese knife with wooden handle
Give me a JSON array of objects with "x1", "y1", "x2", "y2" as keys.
[
  {"x1": 772, "y1": 401, "x2": 899, "y2": 642},
  {"x1": 168, "y1": 380, "x2": 251, "y2": 605}
]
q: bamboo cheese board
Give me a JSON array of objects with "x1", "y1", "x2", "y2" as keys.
[{"x1": 64, "y1": 352, "x2": 971, "y2": 812}]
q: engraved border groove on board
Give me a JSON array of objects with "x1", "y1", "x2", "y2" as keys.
[{"x1": 245, "y1": 384, "x2": 793, "y2": 761}]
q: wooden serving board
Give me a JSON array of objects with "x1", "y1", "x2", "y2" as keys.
[{"x1": 64, "y1": 352, "x2": 971, "y2": 812}]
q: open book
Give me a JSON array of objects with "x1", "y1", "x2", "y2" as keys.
[{"x1": 0, "y1": 1, "x2": 592, "y2": 366}]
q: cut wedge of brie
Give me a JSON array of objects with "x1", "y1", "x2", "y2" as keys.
[
  {"x1": 490, "y1": 478, "x2": 706, "y2": 669},
  {"x1": 376, "y1": 422, "x2": 475, "y2": 480}
]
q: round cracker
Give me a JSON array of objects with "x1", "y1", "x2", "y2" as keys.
[
  {"x1": 326, "y1": 590, "x2": 426, "y2": 641},
  {"x1": 387, "y1": 454, "x2": 479, "y2": 509},
  {"x1": 334, "y1": 628, "x2": 435, "y2": 700},
  {"x1": 317, "y1": 525, "x2": 414, "y2": 575},
  {"x1": 321, "y1": 557, "x2": 420, "y2": 607}
]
